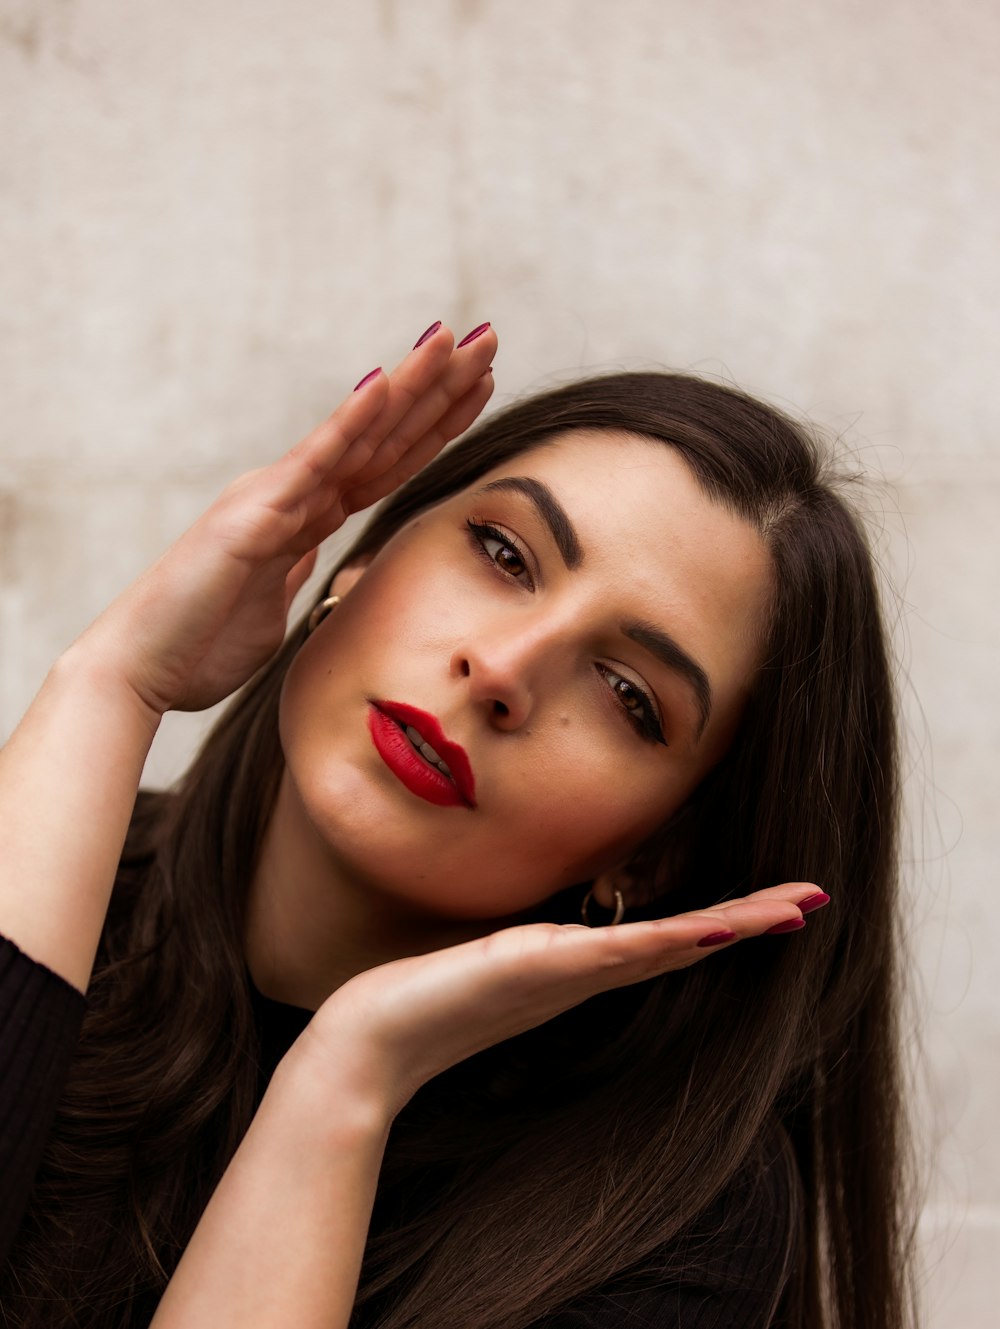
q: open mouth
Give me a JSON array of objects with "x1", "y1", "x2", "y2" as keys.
[
  {"x1": 398, "y1": 721, "x2": 453, "y2": 779},
  {"x1": 367, "y1": 701, "x2": 477, "y2": 809}
]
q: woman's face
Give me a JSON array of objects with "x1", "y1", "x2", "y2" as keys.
[{"x1": 277, "y1": 430, "x2": 774, "y2": 920}]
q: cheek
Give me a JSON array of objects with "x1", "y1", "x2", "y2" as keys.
[
  {"x1": 500, "y1": 739, "x2": 687, "y2": 884},
  {"x1": 343, "y1": 541, "x2": 480, "y2": 651}
]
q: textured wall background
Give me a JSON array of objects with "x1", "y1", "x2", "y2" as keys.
[{"x1": 2, "y1": 0, "x2": 997, "y2": 1320}]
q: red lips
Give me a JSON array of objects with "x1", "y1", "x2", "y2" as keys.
[{"x1": 368, "y1": 701, "x2": 477, "y2": 809}]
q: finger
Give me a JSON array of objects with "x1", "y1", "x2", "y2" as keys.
[
  {"x1": 495, "y1": 892, "x2": 816, "y2": 990},
  {"x1": 338, "y1": 372, "x2": 496, "y2": 517},
  {"x1": 283, "y1": 548, "x2": 318, "y2": 613},
  {"x1": 342, "y1": 332, "x2": 496, "y2": 488},
  {"x1": 292, "y1": 372, "x2": 495, "y2": 548},
  {"x1": 541, "y1": 889, "x2": 825, "y2": 990},
  {"x1": 692, "y1": 881, "x2": 826, "y2": 915},
  {"x1": 294, "y1": 322, "x2": 492, "y2": 483},
  {"x1": 254, "y1": 369, "x2": 394, "y2": 514},
  {"x1": 260, "y1": 324, "x2": 492, "y2": 516}
]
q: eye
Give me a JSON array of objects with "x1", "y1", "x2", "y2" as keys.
[
  {"x1": 597, "y1": 666, "x2": 666, "y2": 746},
  {"x1": 466, "y1": 520, "x2": 535, "y2": 589}
]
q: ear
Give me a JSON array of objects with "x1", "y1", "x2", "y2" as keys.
[
  {"x1": 589, "y1": 864, "x2": 637, "y2": 912},
  {"x1": 328, "y1": 557, "x2": 371, "y2": 599}
]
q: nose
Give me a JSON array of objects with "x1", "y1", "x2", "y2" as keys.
[{"x1": 450, "y1": 615, "x2": 560, "y2": 731}]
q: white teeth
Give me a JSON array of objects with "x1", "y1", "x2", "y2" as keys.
[{"x1": 404, "y1": 724, "x2": 452, "y2": 778}]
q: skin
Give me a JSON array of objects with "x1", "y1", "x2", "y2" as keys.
[{"x1": 246, "y1": 430, "x2": 775, "y2": 1011}]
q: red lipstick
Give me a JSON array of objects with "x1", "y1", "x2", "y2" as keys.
[{"x1": 367, "y1": 701, "x2": 477, "y2": 809}]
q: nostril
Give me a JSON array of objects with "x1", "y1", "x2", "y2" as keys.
[{"x1": 492, "y1": 700, "x2": 509, "y2": 718}]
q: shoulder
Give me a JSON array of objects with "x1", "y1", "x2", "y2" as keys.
[{"x1": 538, "y1": 1119, "x2": 802, "y2": 1329}]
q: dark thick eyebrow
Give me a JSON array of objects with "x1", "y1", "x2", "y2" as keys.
[
  {"x1": 478, "y1": 477, "x2": 584, "y2": 570},
  {"x1": 623, "y1": 621, "x2": 713, "y2": 740},
  {"x1": 477, "y1": 475, "x2": 713, "y2": 740}
]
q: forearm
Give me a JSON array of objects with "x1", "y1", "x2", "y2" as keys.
[
  {"x1": 150, "y1": 1045, "x2": 392, "y2": 1329},
  {"x1": 0, "y1": 640, "x2": 161, "y2": 991}
]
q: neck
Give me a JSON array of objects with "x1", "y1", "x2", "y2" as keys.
[{"x1": 244, "y1": 770, "x2": 491, "y2": 1011}]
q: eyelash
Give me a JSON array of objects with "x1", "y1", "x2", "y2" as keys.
[
  {"x1": 596, "y1": 666, "x2": 666, "y2": 745},
  {"x1": 465, "y1": 519, "x2": 667, "y2": 747},
  {"x1": 466, "y1": 518, "x2": 535, "y2": 589}
]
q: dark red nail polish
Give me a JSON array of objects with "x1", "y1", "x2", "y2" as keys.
[
  {"x1": 353, "y1": 367, "x2": 382, "y2": 392},
  {"x1": 413, "y1": 321, "x2": 442, "y2": 349},
  {"x1": 456, "y1": 321, "x2": 491, "y2": 348},
  {"x1": 698, "y1": 929, "x2": 737, "y2": 948},
  {"x1": 799, "y1": 892, "x2": 830, "y2": 914},
  {"x1": 765, "y1": 918, "x2": 806, "y2": 935}
]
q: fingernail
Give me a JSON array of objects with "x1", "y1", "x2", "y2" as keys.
[
  {"x1": 765, "y1": 918, "x2": 806, "y2": 935},
  {"x1": 799, "y1": 892, "x2": 830, "y2": 914},
  {"x1": 413, "y1": 320, "x2": 442, "y2": 349},
  {"x1": 456, "y1": 321, "x2": 491, "y2": 348},
  {"x1": 697, "y1": 929, "x2": 737, "y2": 948},
  {"x1": 353, "y1": 367, "x2": 382, "y2": 392}
]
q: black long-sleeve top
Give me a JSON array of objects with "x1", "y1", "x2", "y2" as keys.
[{"x1": 0, "y1": 933, "x2": 797, "y2": 1326}]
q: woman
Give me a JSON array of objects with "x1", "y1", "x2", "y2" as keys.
[{"x1": 0, "y1": 322, "x2": 916, "y2": 1327}]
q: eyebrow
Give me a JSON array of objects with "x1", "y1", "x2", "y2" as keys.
[
  {"x1": 622, "y1": 621, "x2": 713, "y2": 740},
  {"x1": 478, "y1": 477, "x2": 584, "y2": 570},
  {"x1": 476, "y1": 475, "x2": 714, "y2": 740}
]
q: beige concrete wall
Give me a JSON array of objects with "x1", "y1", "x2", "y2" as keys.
[{"x1": 2, "y1": 0, "x2": 997, "y2": 1319}]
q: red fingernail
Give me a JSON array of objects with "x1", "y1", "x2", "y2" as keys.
[
  {"x1": 697, "y1": 929, "x2": 737, "y2": 948},
  {"x1": 799, "y1": 892, "x2": 830, "y2": 914},
  {"x1": 456, "y1": 321, "x2": 491, "y2": 347},
  {"x1": 765, "y1": 918, "x2": 806, "y2": 935},
  {"x1": 413, "y1": 321, "x2": 442, "y2": 349},
  {"x1": 353, "y1": 367, "x2": 382, "y2": 392}
]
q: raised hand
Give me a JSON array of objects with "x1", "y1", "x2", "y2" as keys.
[
  {"x1": 80, "y1": 322, "x2": 497, "y2": 715},
  {"x1": 302, "y1": 882, "x2": 828, "y2": 1119}
]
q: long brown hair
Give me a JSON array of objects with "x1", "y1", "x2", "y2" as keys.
[{"x1": 1, "y1": 373, "x2": 917, "y2": 1327}]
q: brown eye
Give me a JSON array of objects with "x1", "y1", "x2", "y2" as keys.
[
  {"x1": 494, "y1": 545, "x2": 526, "y2": 577},
  {"x1": 467, "y1": 521, "x2": 535, "y2": 590},
  {"x1": 598, "y1": 666, "x2": 667, "y2": 746},
  {"x1": 615, "y1": 679, "x2": 641, "y2": 710}
]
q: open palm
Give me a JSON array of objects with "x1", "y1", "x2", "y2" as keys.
[
  {"x1": 80, "y1": 324, "x2": 497, "y2": 714},
  {"x1": 304, "y1": 882, "x2": 826, "y2": 1119}
]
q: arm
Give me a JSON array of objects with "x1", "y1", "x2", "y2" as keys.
[
  {"x1": 0, "y1": 324, "x2": 497, "y2": 993},
  {"x1": 0, "y1": 652, "x2": 161, "y2": 992},
  {"x1": 149, "y1": 887, "x2": 822, "y2": 1326},
  {"x1": 149, "y1": 1045, "x2": 393, "y2": 1329}
]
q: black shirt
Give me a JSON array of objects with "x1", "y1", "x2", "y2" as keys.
[{"x1": 0, "y1": 934, "x2": 797, "y2": 1326}]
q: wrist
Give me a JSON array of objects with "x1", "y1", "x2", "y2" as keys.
[
  {"x1": 274, "y1": 1025, "x2": 399, "y2": 1146},
  {"x1": 53, "y1": 634, "x2": 165, "y2": 738}
]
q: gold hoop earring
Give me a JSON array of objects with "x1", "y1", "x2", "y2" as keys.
[
  {"x1": 580, "y1": 888, "x2": 626, "y2": 927},
  {"x1": 307, "y1": 595, "x2": 341, "y2": 633}
]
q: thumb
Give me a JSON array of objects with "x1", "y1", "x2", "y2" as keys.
[{"x1": 285, "y1": 549, "x2": 320, "y2": 613}]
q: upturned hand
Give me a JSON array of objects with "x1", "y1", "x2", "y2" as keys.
[{"x1": 300, "y1": 882, "x2": 828, "y2": 1122}]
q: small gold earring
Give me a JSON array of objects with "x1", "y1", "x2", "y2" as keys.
[
  {"x1": 580, "y1": 888, "x2": 626, "y2": 927},
  {"x1": 307, "y1": 595, "x2": 341, "y2": 633}
]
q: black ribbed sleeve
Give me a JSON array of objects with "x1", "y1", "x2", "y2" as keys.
[{"x1": 0, "y1": 934, "x2": 87, "y2": 1268}]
